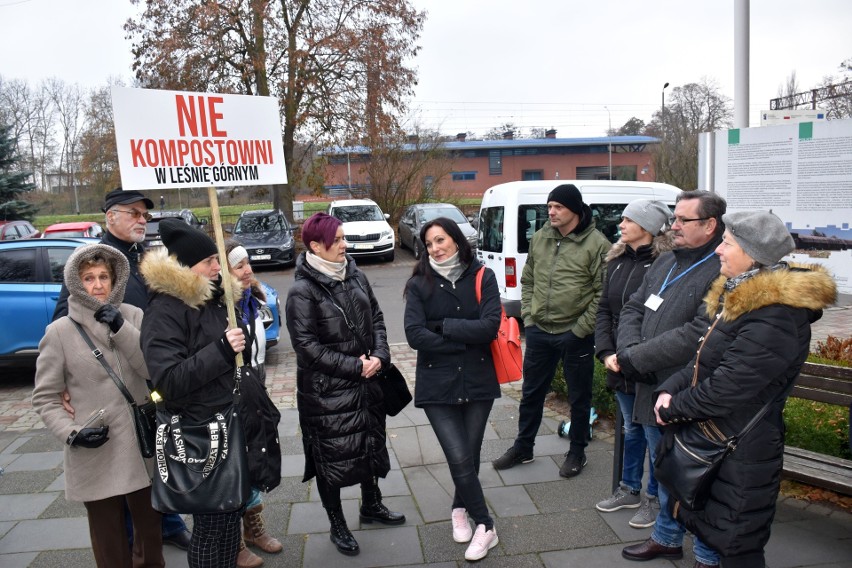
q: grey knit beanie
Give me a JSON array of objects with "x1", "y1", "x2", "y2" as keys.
[
  {"x1": 722, "y1": 210, "x2": 795, "y2": 266},
  {"x1": 622, "y1": 199, "x2": 671, "y2": 236}
]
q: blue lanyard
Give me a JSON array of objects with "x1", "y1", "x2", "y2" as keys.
[{"x1": 658, "y1": 252, "x2": 716, "y2": 295}]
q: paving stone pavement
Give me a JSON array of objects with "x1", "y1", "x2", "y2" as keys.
[{"x1": 1, "y1": 309, "x2": 850, "y2": 567}]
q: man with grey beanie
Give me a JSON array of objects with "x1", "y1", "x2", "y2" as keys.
[{"x1": 492, "y1": 183, "x2": 610, "y2": 479}]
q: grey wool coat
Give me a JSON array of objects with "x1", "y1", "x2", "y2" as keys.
[{"x1": 32, "y1": 244, "x2": 153, "y2": 503}]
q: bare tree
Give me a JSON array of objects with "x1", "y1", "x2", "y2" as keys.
[
  {"x1": 776, "y1": 70, "x2": 802, "y2": 110},
  {"x1": 646, "y1": 78, "x2": 732, "y2": 189},
  {"x1": 45, "y1": 79, "x2": 86, "y2": 214},
  {"x1": 616, "y1": 117, "x2": 645, "y2": 136},
  {"x1": 79, "y1": 81, "x2": 123, "y2": 196},
  {"x1": 0, "y1": 77, "x2": 56, "y2": 190},
  {"x1": 125, "y1": 0, "x2": 424, "y2": 218},
  {"x1": 358, "y1": 125, "x2": 454, "y2": 222},
  {"x1": 817, "y1": 57, "x2": 852, "y2": 119}
]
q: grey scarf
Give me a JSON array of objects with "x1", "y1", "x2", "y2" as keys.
[
  {"x1": 429, "y1": 251, "x2": 465, "y2": 284},
  {"x1": 306, "y1": 251, "x2": 346, "y2": 282}
]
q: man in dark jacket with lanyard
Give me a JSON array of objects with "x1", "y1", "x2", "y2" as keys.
[
  {"x1": 52, "y1": 188, "x2": 193, "y2": 551},
  {"x1": 616, "y1": 189, "x2": 726, "y2": 568},
  {"x1": 492, "y1": 184, "x2": 610, "y2": 478}
]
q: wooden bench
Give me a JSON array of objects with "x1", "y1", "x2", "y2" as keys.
[{"x1": 782, "y1": 362, "x2": 852, "y2": 496}]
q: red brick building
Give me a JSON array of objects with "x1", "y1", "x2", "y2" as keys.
[{"x1": 322, "y1": 130, "x2": 659, "y2": 197}]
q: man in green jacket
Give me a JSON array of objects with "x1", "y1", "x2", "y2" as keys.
[{"x1": 493, "y1": 184, "x2": 610, "y2": 478}]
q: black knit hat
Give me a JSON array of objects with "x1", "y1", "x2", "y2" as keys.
[
  {"x1": 547, "y1": 184, "x2": 584, "y2": 214},
  {"x1": 159, "y1": 218, "x2": 218, "y2": 267}
]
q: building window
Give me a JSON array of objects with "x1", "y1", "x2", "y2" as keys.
[
  {"x1": 522, "y1": 170, "x2": 543, "y2": 181},
  {"x1": 488, "y1": 150, "x2": 502, "y2": 175},
  {"x1": 451, "y1": 171, "x2": 476, "y2": 181}
]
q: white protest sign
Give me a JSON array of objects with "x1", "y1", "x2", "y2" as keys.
[{"x1": 111, "y1": 87, "x2": 287, "y2": 191}]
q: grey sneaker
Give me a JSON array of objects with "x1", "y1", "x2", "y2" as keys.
[
  {"x1": 492, "y1": 446, "x2": 534, "y2": 470},
  {"x1": 595, "y1": 483, "x2": 641, "y2": 512},
  {"x1": 629, "y1": 494, "x2": 660, "y2": 528}
]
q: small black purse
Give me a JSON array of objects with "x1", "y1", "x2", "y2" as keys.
[
  {"x1": 71, "y1": 319, "x2": 156, "y2": 458},
  {"x1": 376, "y1": 363, "x2": 412, "y2": 417}
]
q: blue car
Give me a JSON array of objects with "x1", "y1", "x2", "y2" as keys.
[
  {"x1": 0, "y1": 238, "x2": 281, "y2": 361},
  {"x1": 0, "y1": 238, "x2": 96, "y2": 362}
]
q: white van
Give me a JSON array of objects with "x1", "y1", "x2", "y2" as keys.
[{"x1": 476, "y1": 180, "x2": 683, "y2": 318}]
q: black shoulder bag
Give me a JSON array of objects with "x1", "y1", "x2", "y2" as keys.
[
  {"x1": 653, "y1": 315, "x2": 797, "y2": 512},
  {"x1": 320, "y1": 284, "x2": 412, "y2": 416},
  {"x1": 71, "y1": 319, "x2": 156, "y2": 459}
]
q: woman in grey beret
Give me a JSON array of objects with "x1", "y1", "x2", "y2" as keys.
[{"x1": 653, "y1": 210, "x2": 837, "y2": 568}]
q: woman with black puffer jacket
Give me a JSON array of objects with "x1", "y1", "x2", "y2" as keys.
[{"x1": 593, "y1": 200, "x2": 672, "y2": 530}]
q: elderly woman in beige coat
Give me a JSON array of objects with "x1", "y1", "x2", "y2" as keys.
[{"x1": 33, "y1": 243, "x2": 163, "y2": 568}]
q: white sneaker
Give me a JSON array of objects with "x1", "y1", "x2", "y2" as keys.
[
  {"x1": 464, "y1": 524, "x2": 498, "y2": 561},
  {"x1": 451, "y1": 508, "x2": 472, "y2": 543}
]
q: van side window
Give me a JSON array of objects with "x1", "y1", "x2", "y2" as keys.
[
  {"x1": 478, "y1": 206, "x2": 504, "y2": 252},
  {"x1": 591, "y1": 204, "x2": 628, "y2": 243},
  {"x1": 517, "y1": 205, "x2": 548, "y2": 253}
]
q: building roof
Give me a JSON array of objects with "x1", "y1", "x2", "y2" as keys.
[{"x1": 321, "y1": 135, "x2": 660, "y2": 156}]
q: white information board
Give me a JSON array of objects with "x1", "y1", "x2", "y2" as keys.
[
  {"x1": 712, "y1": 119, "x2": 852, "y2": 294},
  {"x1": 111, "y1": 87, "x2": 287, "y2": 191}
]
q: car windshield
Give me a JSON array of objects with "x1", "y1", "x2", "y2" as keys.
[
  {"x1": 45, "y1": 230, "x2": 85, "y2": 238},
  {"x1": 421, "y1": 207, "x2": 467, "y2": 224},
  {"x1": 234, "y1": 214, "x2": 287, "y2": 234},
  {"x1": 332, "y1": 205, "x2": 384, "y2": 222}
]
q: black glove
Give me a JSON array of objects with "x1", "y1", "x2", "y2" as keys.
[
  {"x1": 66, "y1": 426, "x2": 110, "y2": 448},
  {"x1": 94, "y1": 304, "x2": 124, "y2": 333},
  {"x1": 656, "y1": 426, "x2": 676, "y2": 458},
  {"x1": 617, "y1": 352, "x2": 657, "y2": 384}
]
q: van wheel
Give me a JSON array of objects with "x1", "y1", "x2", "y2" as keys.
[{"x1": 413, "y1": 239, "x2": 423, "y2": 260}]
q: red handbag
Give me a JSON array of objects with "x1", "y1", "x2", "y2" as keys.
[{"x1": 475, "y1": 267, "x2": 523, "y2": 384}]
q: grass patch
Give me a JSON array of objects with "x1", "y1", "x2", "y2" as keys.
[{"x1": 784, "y1": 398, "x2": 851, "y2": 459}]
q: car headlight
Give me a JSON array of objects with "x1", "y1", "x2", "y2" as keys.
[{"x1": 381, "y1": 229, "x2": 392, "y2": 239}]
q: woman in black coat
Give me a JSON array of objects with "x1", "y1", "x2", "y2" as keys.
[
  {"x1": 140, "y1": 219, "x2": 248, "y2": 568},
  {"x1": 654, "y1": 211, "x2": 837, "y2": 568},
  {"x1": 285, "y1": 213, "x2": 403, "y2": 557},
  {"x1": 403, "y1": 217, "x2": 502, "y2": 562},
  {"x1": 593, "y1": 199, "x2": 672, "y2": 528}
]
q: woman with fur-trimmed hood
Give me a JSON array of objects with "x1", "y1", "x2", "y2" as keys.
[
  {"x1": 139, "y1": 219, "x2": 248, "y2": 568},
  {"x1": 594, "y1": 199, "x2": 673, "y2": 527},
  {"x1": 33, "y1": 243, "x2": 163, "y2": 568},
  {"x1": 654, "y1": 211, "x2": 837, "y2": 568}
]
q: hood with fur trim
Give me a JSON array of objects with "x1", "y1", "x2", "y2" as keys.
[
  {"x1": 605, "y1": 231, "x2": 675, "y2": 263},
  {"x1": 140, "y1": 246, "x2": 242, "y2": 309},
  {"x1": 703, "y1": 262, "x2": 837, "y2": 322},
  {"x1": 65, "y1": 243, "x2": 129, "y2": 312}
]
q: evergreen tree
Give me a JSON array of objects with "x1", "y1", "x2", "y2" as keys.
[{"x1": 0, "y1": 124, "x2": 38, "y2": 221}]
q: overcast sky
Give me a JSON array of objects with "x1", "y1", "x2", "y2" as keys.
[{"x1": 1, "y1": 0, "x2": 849, "y2": 137}]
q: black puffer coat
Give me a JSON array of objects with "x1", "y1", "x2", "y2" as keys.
[
  {"x1": 285, "y1": 252, "x2": 391, "y2": 489},
  {"x1": 140, "y1": 247, "x2": 243, "y2": 422},
  {"x1": 656, "y1": 263, "x2": 836, "y2": 559},
  {"x1": 404, "y1": 261, "x2": 502, "y2": 406},
  {"x1": 595, "y1": 234, "x2": 672, "y2": 392}
]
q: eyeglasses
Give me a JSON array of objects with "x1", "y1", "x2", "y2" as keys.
[
  {"x1": 112, "y1": 209, "x2": 153, "y2": 221},
  {"x1": 669, "y1": 216, "x2": 709, "y2": 225}
]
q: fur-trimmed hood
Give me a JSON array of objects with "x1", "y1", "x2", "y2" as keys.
[
  {"x1": 605, "y1": 231, "x2": 675, "y2": 263},
  {"x1": 703, "y1": 262, "x2": 837, "y2": 321},
  {"x1": 65, "y1": 243, "x2": 129, "y2": 312},
  {"x1": 139, "y1": 246, "x2": 242, "y2": 309}
]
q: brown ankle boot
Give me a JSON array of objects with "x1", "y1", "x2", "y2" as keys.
[
  {"x1": 243, "y1": 503, "x2": 283, "y2": 553},
  {"x1": 237, "y1": 538, "x2": 263, "y2": 568}
]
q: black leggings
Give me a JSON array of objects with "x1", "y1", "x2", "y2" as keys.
[{"x1": 315, "y1": 476, "x2": 374, "y2": 510}]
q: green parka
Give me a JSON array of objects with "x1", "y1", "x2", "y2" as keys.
[{"x1": 520, "y1": 206, "x2": 610, "y2": 337}]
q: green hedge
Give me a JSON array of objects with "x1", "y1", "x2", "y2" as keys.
[{"x1": 550, "y1": 359, "x2": 616, "y2": 420}]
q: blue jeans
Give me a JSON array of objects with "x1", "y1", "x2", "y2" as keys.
[
  {"x1": 646, "y1": 425, "x2": 719, "y2": 566},
  {"x1": 616, "y1": 391, "x2": 655, "y2": 495},
  {"x1": 515, "y1": 326, "x2": 594, "y2": 454},
  {"x1": 125, "y1": 506, "x2": 187, "y2": 545},
  {"x1": 424, "y1": 400, "x2": 494, "y2": 528}
]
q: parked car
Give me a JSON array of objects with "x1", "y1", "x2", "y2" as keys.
[
  {"x1": 398, "y1": 203, "x2": 477, "y2": 259},
  {"x1": 0, "y1": 219, "x2": 41, "y2": 240},
  {"x1": 258, "y1": 281, "x2": 281, "y2": 347},
  {"x1": 41, "y1": 221, "x2": 104, "y2": 239},
  {"x1": 0, "y1": 238, "x2": 95, "y2": 362},
  {"x1": 230, "y1": 209, "x2": 296, "y2": 268},
  {"x1": 0, "y1": 237, "x2": 282, "y2": 361},
  {"x1": 145, "y1": 209, "x2": 207, "y2": 248},
  {"x1": 326, "y1": 199, "x2": 395, "y2": 262}
]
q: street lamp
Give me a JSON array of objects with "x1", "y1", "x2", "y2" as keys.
[
  {"x1": 604, "y1": 106, "x2": 612, "y2": 180},
  {"x1": 662, "y1": 82, "x2": 669, "y2": 121}
]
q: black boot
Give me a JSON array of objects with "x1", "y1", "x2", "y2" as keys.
[
  {"x1": 359, "y1": 480, "x2": 406, "y2": 525},
  {"x1": 326, "y1": 507, "x2": 359, "y2": 556}
]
